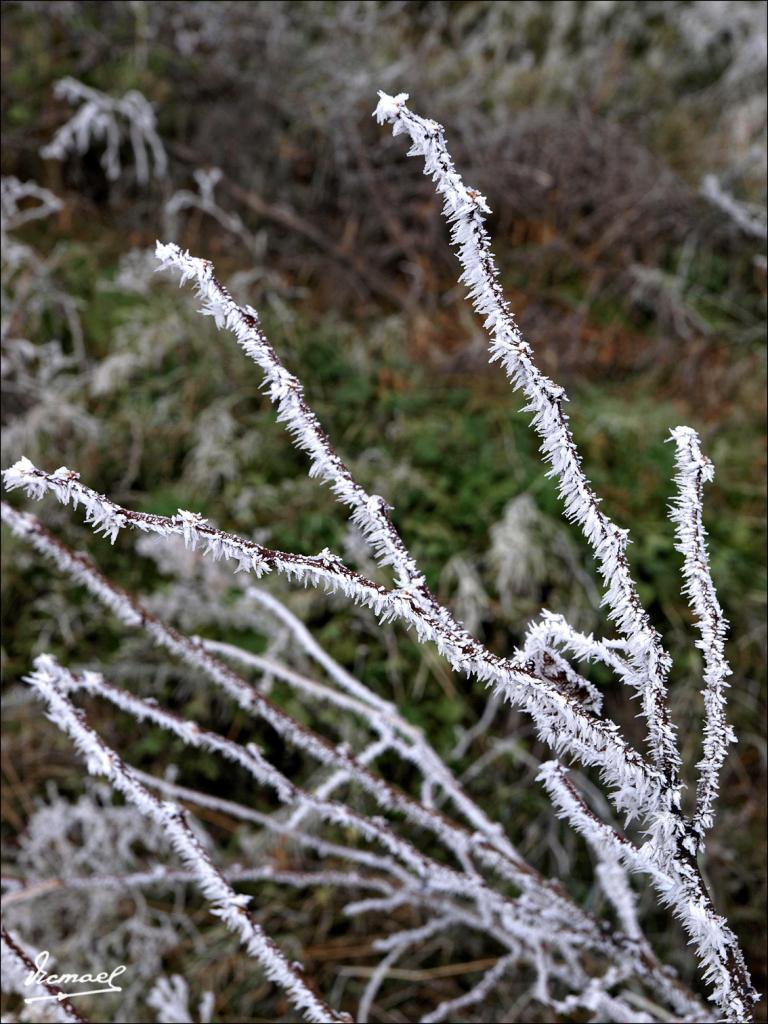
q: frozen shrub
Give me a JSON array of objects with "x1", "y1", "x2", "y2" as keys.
[{"x1": 1, "y1": 91, "x2": 759, "y2": 1023}]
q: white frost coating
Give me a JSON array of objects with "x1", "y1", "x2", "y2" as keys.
[
  {"x1": 230, "y1": 590, "x2": 531, "y2": 872},
  {"x1": 419, "y1": 952, "x2": 516, "y2": 1023},
  {"x1": 132, "y1": 769, "x2": 413, "y2": 885},
  {"x1": 41, "y1": 78, "x2": 167, "y2": 185},
  {"x1": 374, "y1": 90, "x2": 682, "y2": 804},
  {"x1": 15, "y1": 665, "x2": 678, "y2": 1014},
  {"x1": 48, "y1": 661, "x2": 470, "y2": 888},
  {"x1": 0, "y1": 502, "x2": 534, "y2": 895},
  {"x1": 4, "y1": 497, "x2": 723, "y2": 1018},
  {"x1": 148, "y1": 974, "x2": 205, "y2": 1024},
  {"x1": 0, "y1": 466, "x2": 669, "y2": 835},
  {"x1": 539, "y1": 760, "x2": 749, "y2": 1021},
  {"x1": 668, "y1": 427, "x2": 736, "y2": 844},
  {"x1": 2, "y1": 866, "x2": 392, "y2": 907},
  {"x1": 203, "y1": 637, "x2": 398, "y2": 727},
  {"x1": 0, "y1": 461, "x2": 750, "y2": 1015},
  {"x1": 700, "y1": 174, "x2": 767, "y2": 239},
  {"x1": 2, "y1": 84, "x2": 757, "y2": 1022},
  {"x1": 22, "y1": 655, "x2": 351, "y2": 1024},
  {"x1": 164, "y1": 168, "x2": 258, "y2": 255},
  {"x1": 1, "y1": 177, "x2": 62, "y2": 234},
  {"x1": 53, "y1": 664, "x2": 296, "y2": 804},
  {"x1": 3, "y1": 504, "x2": 715, "y2": 1018},
  {"x1": 360, "y1": 917, "x2": 457, "y2": 1022},
  {"x1": 517, "y1": 612, "x2": 611, "y2": 715},
  {"x1": 375, "y1": 91, "x2": 756, "y2": 1020},
  {"x1": 3, "y1": 502, "x2": 622, "y2": 958},
  {"x1": 148, "y1": 241, "x2": 701, "y2": 832},
  {"x1": 0, "y1": 502, "x2": 534, "y2": 893},
  {"x1": 595, "y1": 856, "x2": 643, "y2": 942},
  {"x1": 154, "y1": 239, "x2": 423, "y2": 590}
]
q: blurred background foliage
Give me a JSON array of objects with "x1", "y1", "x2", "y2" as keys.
[{"x1": 1, "y1": 2, "x2": 766, "y2": 1021}]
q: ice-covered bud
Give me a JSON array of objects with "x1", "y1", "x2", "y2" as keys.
[
  {"x1": 373, "y1": 91, "x2": 410, "y2": 124},
  {"x1": 2, "y1": 456, "x2": 37, "y2": 489}
]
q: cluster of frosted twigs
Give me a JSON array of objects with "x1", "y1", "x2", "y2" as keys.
[
  {"x1": 1, "y1": 91, "x2": 757, "y2": 1023},
  {"x1": 40, "y1": 78, "x2": 167, "y2": 185}
]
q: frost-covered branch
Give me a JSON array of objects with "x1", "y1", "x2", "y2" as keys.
[
  {"x1": 131, "y1": 769, "x2": 413, "y2": 885},
  {"x1": 2, "y1": 459, "x2": 391, "y2": 601},
  {"x1": 0, "y1": 501, "x2": 605, "y2": 939},
  {"x1": 148, "y1": 974, "x2": 214, "y2": 1024},
  {"x1": 1, "y1": 177, "x2": 62, "y2": 235},
  {"x1": 1, "y1": 866, "x2": 392, "y2": 907},
  {"x1": 41, "y1": 78, "x2": 167, "y2": 185},
  {"x1": 3, "y1": 503, "x2": 714, "y2": 1019},
  {"x1": 2, "y1": 83, "x2": 757, "y2": 1023},
  {"x1": 207, "y1": 589, "x2": 526, "y2": 868},
  {"x1": 516, "y1": 612, "x2": 615, "y2": 715},
  {"x1": 40, "y1": 659, "x2": 483, "y2": 890},
  {"x1": 668, "y1": 427, "x2": 735, "y2": 844},
  {"x1": 538, "y1": 761, "x2": 753, "y2": 1021},
  {"x1": 5, "y1": 456, "x2": 746, "y2": 1012},
  {"x1": 164, "y1": 168, "x2": 257, "y2": 253},
  {"x1": 520, "y1": 610, "x2": 633, "y2": 689},
  {"x1": 1, "y1": 468, "x2": 671, "y2": 836},
  {"x1": 154, "y1": 239, "x2": 423, "y2": 589},
  {"x1": 0, "y1": 503, "x2": 517, "y2": 875},
  {"x1": 419, "y1": 952, "x2": 517, "y2": 1023},
  {"x1": 22, "y1": 655, "x2": 351, "y2": 1024},
  {"x1": 374, "y1": 91, "x2": 681, "y2": 800},
  {"x1": 595, "y1": 856, "x2": 643, "y2": 943},
  {"x1": 700, "y1": 174, "x2": 767, "y2": 239},
  {"x1": 11, "y1": 649, "x2": 688, "y2": 1021},
  {"x1": 374, "y1": 92, "x2": 758, "y2": 1018}
]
